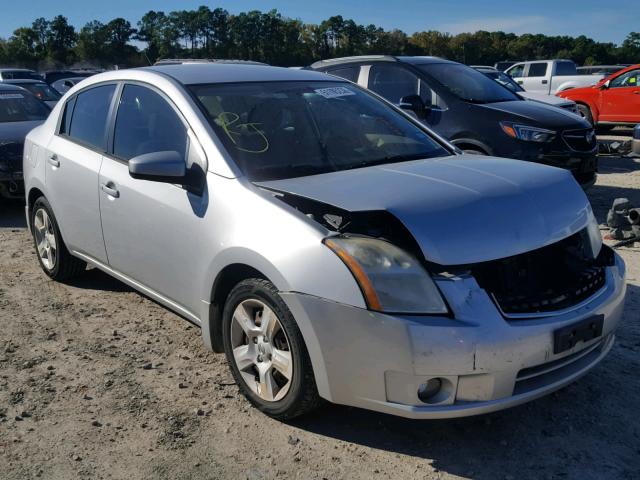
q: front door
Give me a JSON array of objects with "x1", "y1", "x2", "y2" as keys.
[
  {"x1": 598, "y1": 68, "x2": 640, "y2": 123},
  {"x1": 98, "y1": 83, "x2": 208, "y2": 317}
]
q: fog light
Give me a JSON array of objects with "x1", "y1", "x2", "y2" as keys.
[{"x1": 418, "y1": 378, "x2": 443, "y2": 402}]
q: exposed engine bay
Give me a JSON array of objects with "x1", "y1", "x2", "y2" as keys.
[{"x1": 266, "y1": 187, "x2": 616, "y2": 317}]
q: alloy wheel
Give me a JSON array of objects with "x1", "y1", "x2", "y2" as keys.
[
  {"x1": 230, "y1": 299, "x2": 293, "y2": 402},
  {"x1": 33, "y1": 208, "x2": 57, "y2": 270}
]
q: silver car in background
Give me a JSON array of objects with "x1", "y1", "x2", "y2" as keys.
[{"x1": 22, "y1": 64, "x2": 626, "y2": 419}]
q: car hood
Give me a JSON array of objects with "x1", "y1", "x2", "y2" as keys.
[
  {"x1": 0, "y1": 120, "x2": 44, "y2": 143},
  {"x1": 557, "y1": 85, "x2": 597, "y2": 99},
  {"x1": 257, "y1": 155, "x2": 592, "y2": 265},
  {"x1": 479, "y1": 100, "x2": 589, "y2": 129},
  {"x1": 518, "y1": 91, "x2": 573, "y2": 107}
]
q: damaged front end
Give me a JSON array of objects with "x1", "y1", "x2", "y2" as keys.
[
  {"x1": 0, "y1": 141, "x2": 24, "y2": 199},
  {"x1": 265, "y1": 186, "x2": 615, "y2": 319}
]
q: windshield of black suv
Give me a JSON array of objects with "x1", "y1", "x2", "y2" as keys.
[
  {"x1": 191, "y1": 81, "x2": 450, "y2": 181},
  {"x1": 483, "y1": 71, "x2": 524, "y2": 93},
  {"x1": 418, "y1": 63, "x2": 521, "y2": 103},
  {"x1": 0, "y1": 90, "x2": 50, "y2": 122}
]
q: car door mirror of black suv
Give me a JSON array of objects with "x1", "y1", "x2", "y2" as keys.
[
  {"x1": 398, "y1": 95, "x2": 430, "y2": 116},
  {"x1": 129, "y1": 150, "x2": 187, "y2": 183}
]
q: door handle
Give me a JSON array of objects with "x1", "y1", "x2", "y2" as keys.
[
  {"x1": 541, "y1": 80, "x2": 548, "y2": 84},
  {"x1": 47, "y1": 153, "x2": 60, "y2": 167},
  {"x1": 101, "y1": 183, "x2": 120, "y2": 198}
]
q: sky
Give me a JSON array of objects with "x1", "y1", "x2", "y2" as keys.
[{"x1": 0, "y1": 0, "x2": 636, "y2": 45}]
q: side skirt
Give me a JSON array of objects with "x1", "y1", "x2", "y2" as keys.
[{"x1": 71, "y1": 250, "x2": 202, "y2": 327}]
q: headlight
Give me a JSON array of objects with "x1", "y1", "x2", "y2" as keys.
[
  {"x1": 500, "y1": 122, "x2": 556, "y2": 143},
  {"x1": 324, "y1": 236, "x2": 448, "y2": 314}
]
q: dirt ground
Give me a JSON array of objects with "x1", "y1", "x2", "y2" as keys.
[{"x1": 1, "y1": 155, "x2": 639, "y2": 480}]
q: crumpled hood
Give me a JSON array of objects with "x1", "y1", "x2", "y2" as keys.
[{"x1": 257, "y1": 155, "x2": 593, "y2": 265}]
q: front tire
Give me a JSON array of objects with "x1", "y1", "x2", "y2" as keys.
[
  {"x1": 222, "y1": 278, "x2": 321, "y2": 419},
  {"x1": 31, "y1": 196, "x2": 86, "y2": 281}
]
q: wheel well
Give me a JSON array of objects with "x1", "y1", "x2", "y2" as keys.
[
  {"x1": 208, "y1": 264, "x2": 267, "y2": 353},
  {"x1": 27, "y1": 188, "x2": 44, "y2": 218}
]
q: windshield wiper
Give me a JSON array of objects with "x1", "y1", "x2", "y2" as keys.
[
  {"x1": 342, "y1": 152, "x2": 437, "y2": 171},
  {"x1": 251, "y1": 164, "x2": 334, "y2": 181}
]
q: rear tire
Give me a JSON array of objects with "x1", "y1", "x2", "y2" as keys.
[
  {"x1": 577, "y1": 104, "x2": 594, "y2": 126},
  {"x1": 31, "y1": 196, "x2": 86, "y2": 281},
  {"x1": 222, "y1": 278, "x2": 322, "y2": 419}
]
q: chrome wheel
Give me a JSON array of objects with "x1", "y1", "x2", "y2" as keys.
[
  {"x1": 230, "y1": 299, "x2": 293, "y2": 402},
  {"x1": 33, "y1": 208, "x2": 57, "y2": 270}
]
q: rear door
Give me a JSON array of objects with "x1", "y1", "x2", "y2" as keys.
[
  {"x1": 98, "y1": 83, "x2": 208, "y2": 317},
  {"x1": 45, "y1": 83, "x2": 117, "y2": 263},
  {"x1": 598, "y1": 68, "x2": 640, "y2": 123},
  {"x1": 521, "y1": 62, "x2": 549, "y2": 93}
]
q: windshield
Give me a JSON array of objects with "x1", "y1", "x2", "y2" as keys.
[
  {"x1": 484, "y1": 71, "x2": 524, "y2": 93},
  {"x1": 0, "y1": 91, "x2": 49, "y2": 122},
  {"x1": 21, "y1": 83, "x2": 61, "y2": 101},
  {"x1": 191, "y1": 81, "x2": 450, "y2": 181},
  {"x1": 418, "y1": 64, "x2": 520, "y2": 103}
]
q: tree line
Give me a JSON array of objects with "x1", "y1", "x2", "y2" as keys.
[{"x1": 1, "y1": 7, "x2": 639, "y2": 70}]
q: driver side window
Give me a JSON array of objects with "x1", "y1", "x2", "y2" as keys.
[
  {"x1": 507, "y1": 64, "x2": 525, "y2": 78},
  {"x1": 610, "y1": 69, "x2": 640, "y2": 88},
  {"x1": 113, "y1": 84, "x2": 187, "y2": 162}
]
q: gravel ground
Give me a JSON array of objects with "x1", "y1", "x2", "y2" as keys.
[{"x1": 1, "y1": 155, "x2": 639, "y2": 480}]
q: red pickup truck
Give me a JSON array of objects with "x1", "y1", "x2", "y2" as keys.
[{"x1": 558, "y1": 64, "x2": 640, "y2": 127}]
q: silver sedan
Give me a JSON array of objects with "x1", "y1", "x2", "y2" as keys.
[{"x1": 22, "y1": 64, "x2": 626, "y2": 419}]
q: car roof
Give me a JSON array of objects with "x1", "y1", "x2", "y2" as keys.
[
  {"x1": 310, "y1": 55, "x2": 455, "y2": 69},
  {"x1": 3, "y1": 79, "x2": 46, "y2": 84},
  {"x1": 0, "y1": 68, "x2": 36, "y2": 73},
  {"x1": 0, "y1": 83, "x2": 27, "y2": 91},
  {"x1": 142, "y1": 63, "x2": 334, "y2": 85}
]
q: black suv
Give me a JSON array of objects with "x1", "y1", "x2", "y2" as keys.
[{"x1": 309, "y1": 56, "x2": 598, "y2": 187}]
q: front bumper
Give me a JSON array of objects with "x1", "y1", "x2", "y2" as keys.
[{"x1": 281, "y1": 253, "x2": 626, "y2": 419}]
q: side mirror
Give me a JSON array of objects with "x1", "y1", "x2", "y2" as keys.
[
  {"x1": 600, "y1": 79, "x2": 610, "y2": 90},
  {"x1": 398, "y1": 94, "x2": 430, "y2": 116},
  {"x1": 129, "y1": 151, "x2": 186, "y2": 183}
]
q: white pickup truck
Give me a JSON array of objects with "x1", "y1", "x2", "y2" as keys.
[{"x1": 505, "y1": 60, "x2": 604, "y2": 95}]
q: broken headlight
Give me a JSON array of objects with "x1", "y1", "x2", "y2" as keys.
[
  {"x1": 323, "y1": 236, "x2": 448, "y2": 314},
  {"x1": 500, "y1": 122, "x2": 556, "y2": 143}
]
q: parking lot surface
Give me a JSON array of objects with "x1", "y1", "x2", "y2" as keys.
[{"x1": 1, "y1": 155, "x2": 639, "y2": 480}]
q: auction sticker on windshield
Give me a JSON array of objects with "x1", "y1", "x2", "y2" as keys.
[{"x1": 314, "y1": 86, "x2": 355, "y2": 99}]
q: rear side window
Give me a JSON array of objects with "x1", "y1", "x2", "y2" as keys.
[
  {"x1": 113, "y1": 84, "x2": 187, "y2": 162},
  {"x1": 326, "y1": 66, "x2": 360, "y2": 83},
  {"x1": 555, "y1": 62, "x2": 576, "y2": 76},
  {"x1": 66, "y1": 84, "x2": 116, "y2": 150},
  {"x1": 368, "y1": 64, "x2": 419, "y2": 104},
  {"x1": 527, "y1": 63, "x2": 548, "y2": 77}
]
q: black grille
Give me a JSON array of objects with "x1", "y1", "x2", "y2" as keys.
[
  {"x1": 562, "y1": 128, "x2": 597, "y2": 152},
  {"x1": 470, "y1": 231, "x2": 613, "y2": 317}
]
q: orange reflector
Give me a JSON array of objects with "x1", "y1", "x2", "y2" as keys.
[
  {"x1": 324, "y1": 239, "x2": 383, "y2": 311},
  {"x1": 501, "y1": 124, "x2": 517, "y2": 138}
]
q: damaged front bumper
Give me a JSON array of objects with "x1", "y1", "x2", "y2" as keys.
[{"x1": 280, "y1": 252, "x2": 626, "y2": 419}]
